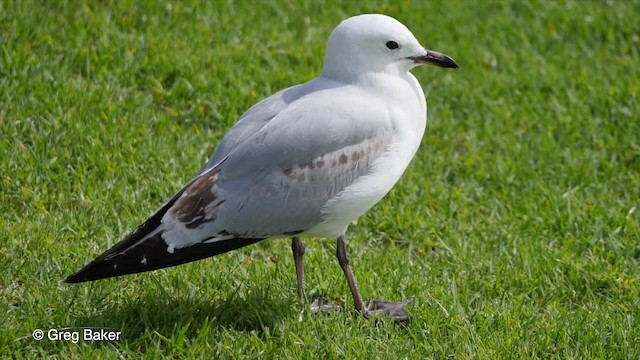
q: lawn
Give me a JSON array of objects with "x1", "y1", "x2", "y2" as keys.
[{"x1": 1, "y1": 0, "x2": 639, "y2": 358}]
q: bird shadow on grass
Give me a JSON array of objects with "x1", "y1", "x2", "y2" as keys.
[{"x1": 69, "y1": 285, "x2": 295, "y2": 343}]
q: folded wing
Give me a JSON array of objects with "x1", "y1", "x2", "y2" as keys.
[{"x1": 66, "y1": 78, "x2": 395, "y2": 282}]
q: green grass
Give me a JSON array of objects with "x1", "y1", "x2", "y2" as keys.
[{"x1": 2, "y1": 0, "x2": 639, "y2": 358}]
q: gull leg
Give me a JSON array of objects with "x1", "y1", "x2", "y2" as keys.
[
  {"x1": 292, "y1": 237, "x2": 340, "y2": 313},
  {"x1": 291, "y1": 237, "x2": 306, "y2": 300},
  {"x1": 336, "y1": 235, "x2": 413, "y2": 321},
  {"x1": 336, "y1": 235, "x2": 365, "y2": 311}
]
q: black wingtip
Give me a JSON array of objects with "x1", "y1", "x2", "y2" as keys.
[
  {"x1": 65, "y1": 235, "x2": 267, "y2": 283},
  {"x1": 65, "y1": 266, "x2": 113, "y2": 283},
  {"x1": 65, "y1": 273, "x2": 83, "y2": 283}
]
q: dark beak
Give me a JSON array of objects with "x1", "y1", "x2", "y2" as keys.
[{"x1": 409, "y1": 49, "x2": 459, "y2": 69}]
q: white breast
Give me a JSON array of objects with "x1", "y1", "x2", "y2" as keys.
[{"x1": 305, "y1": 73, "x2": 427, "y2": 238}]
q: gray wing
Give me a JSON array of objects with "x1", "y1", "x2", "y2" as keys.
[
  {"x1": 200, "y1": 77, "x2": 344, "y2": 173},
  {"x1": 161, "y1": 79, "x2": 395, "y2": 249}
]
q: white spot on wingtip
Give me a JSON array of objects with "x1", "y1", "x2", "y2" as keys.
[
  {"x1": 141, "y1": 256, "x2": 147, "y2": 265},
  {"x1": 113, "y1": 264, "x2": 117, "y2": 270},
  {"x1": 203, "y1": 235, "x2": 233, "y2": 243}
]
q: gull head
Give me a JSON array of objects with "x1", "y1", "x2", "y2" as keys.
[{"x1": 321, "y1": 14, "x2": 458, "y2": 82}]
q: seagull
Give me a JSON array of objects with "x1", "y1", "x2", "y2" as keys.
[{"x1": 66, "y1": 14, "x2": 458, "y2": 321}]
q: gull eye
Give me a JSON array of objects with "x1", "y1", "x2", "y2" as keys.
[{"x1": 385, "y1": 41, "x2": 399, "y2": 50}]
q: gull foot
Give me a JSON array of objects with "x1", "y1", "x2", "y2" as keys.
[
  {"x1": 363, "y1": 297, "x2": 414, "y2": 322},
  {"x1": 309, "y1": 297, "x2": 342, "y2": 313}
]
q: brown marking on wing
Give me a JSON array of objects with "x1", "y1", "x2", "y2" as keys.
[
  {"x1": 351, "y1": 149, "x2": 367, "y2": 162},
  {"x1": 171, "y1": 168, "x2": 222, "y2": 229},
  {"x1": 339, "y1": 153, "x2": 348, "y2": 164},
  {"x1": 298, "y1": 161, "x2": 315, "y2": 170},
  {"x1": 373, "y1": 140, "x2": 383, "y2": 152},
  {"x1": 366, "y1": 145, "x2": 372, "y2": 155},
  {"x1": 280, "y1": 133, "x2": 392, "y2": 186}
]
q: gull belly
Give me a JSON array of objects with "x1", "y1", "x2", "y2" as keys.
[{"x1": 305, "y1": 73, "x2": 427, "y2": 238}]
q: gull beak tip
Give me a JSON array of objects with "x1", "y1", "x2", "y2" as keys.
[{"x1": 410, "y1": 49, "x2": 459, "y2": 69}]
